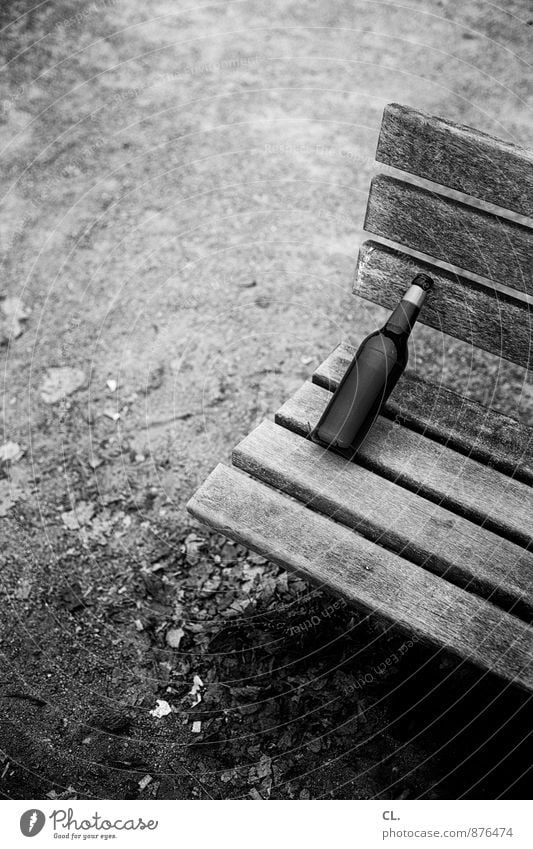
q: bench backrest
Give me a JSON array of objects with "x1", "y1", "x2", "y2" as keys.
[{"x1": 354, "y1": 103, "x2": 533, "y2": 373}]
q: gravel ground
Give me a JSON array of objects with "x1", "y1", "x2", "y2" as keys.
[{"x1": 0, "y1": 0, "x2": 531, "y2": 799}]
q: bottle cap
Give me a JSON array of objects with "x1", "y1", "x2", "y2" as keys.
[
  {"x1": 411, "y1": 273, "x2": 434, "y2": 292},
  {"x1": 403, "y1": 273, "x2": 434, "y2": 307}
]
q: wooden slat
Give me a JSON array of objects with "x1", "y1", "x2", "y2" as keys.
[
  {"x1": 314, "y1": 341, "x2": 533, "y2": 485},
  {"x1": 376, "y1": 103, "x2": 533, "y2": 219},
  {"x1": 364, "y1": 176, "x2": 533, "y2": 296},
  {"x1": 353, "y1": 241, "x2": 532, "y2": 369},
  {"x1": 233, "y1": 420, "x2": 533, "y2": 619},
  {"x1": 187, "y1": 463, "x2": 533, "y2": 691},
  {"x1": 275, "y1": 381, "x2": 533, "y2": 549}
]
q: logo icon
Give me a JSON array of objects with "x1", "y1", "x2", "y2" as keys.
[{"x1": 20, "y1": 810, "x2": 46, "y2": 837}]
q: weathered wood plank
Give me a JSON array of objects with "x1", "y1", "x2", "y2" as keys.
[
  {"x1": 275, "y1": 381, "x2": 533, "y2": 548},
  {"x1": 187, "y1": 463, "x2": 533, "y2": 691},
  {"x1": 233, "y1": 420, "x2": 533, "y2": 619},
  {"x1": 364, "y1": 176, "x2": 533, "y2": 296},
  {"x1": 314, "y1": 340, "x2": 533, "y2": 486},
  {"x1": 353, "y1": 241, "x2": 532, "y2": 369},
  {"x1": 376, "y1": 103, "x2": 533, "y2": 220}
]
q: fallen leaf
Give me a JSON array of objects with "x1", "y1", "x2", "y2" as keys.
[
  {"x1": 90, "y1": 709, "x2": 131, "y2": 733},
  {"x1": 58, "y1": 580, "x2": 87, "y2": 613},
  {"x1": 190, "y1": 674, "x2": 203, "y2": 693},
  {"x1": 189, "y1": 674, "x2": 204, "y2": 706},
  {"x1": 184, "y1": 533, "x2": 205, "y2": 566},
  {"x1": 138, "y1": 774, "x2": 153, "y2": 791},
  {"x1": 61, "y1": 501, "x2": 95, "y2": 530},
  {"x1": 82, "y1": 508, "x2": 117, "y2": 544},
  {"x1": 257, "y1": 753, "x2": 272, "y2": 780},
  {"x1": 0, "y1": 480, "x2": 18, "y2": 516},
  {"x1": 14, "y1": 579, "x2": 32, "y2": 599},
  {"x1": 40, "y1": 367, "x2": 86, "y2": 404},
  {"x1": 106, "y1": 379, "x2": 117, "y2": 392},
  {"x1": 149, "y1": 699, "x2": 172, "y2": 718},
  {"x1": 0, "y1": 295, "x2": 30, "y2": 344},
  {"x1": 144, "y1": 365, "x2": 164, "y2": 393},
  {"x1": 166, "y1": 627, "x2": 185, "y2": 649},
  {"x1": 0, "y1": 441, "x2": 24, "y2": 463},
  {"x1": 249, "y1": 788, "x2": 263, "y2": 799}
]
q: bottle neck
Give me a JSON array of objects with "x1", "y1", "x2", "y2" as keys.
[{"x1": 384, "y1": 284, "x2": 428, "y2": 336}]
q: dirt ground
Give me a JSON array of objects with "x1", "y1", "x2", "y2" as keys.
[{"x1": 0, "y1": 0, "x2": 531, "y2": 800}]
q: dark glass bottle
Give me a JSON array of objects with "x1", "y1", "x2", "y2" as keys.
[{"x1": 311, "y1": 273, "x2": 433, "y2": 458}]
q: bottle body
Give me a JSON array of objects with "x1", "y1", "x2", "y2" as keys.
[{"x1": 311, "y1": 275, "x2": 432, "y2": 458}]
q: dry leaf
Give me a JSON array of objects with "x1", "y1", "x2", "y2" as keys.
[
  {"x1": 189, "y1": 674, "x2": 204, "y2": 706},
  {"x1": 14, "y1": 579, "x2": 32, "y2": 599},
  {"x1": 138, "y1": 774, "x2": 152, "y2": 790},
  {"x1": 40, "y1": 367, "x2": 86, "y2": 404},
  {"x1": 249, "y1": 788, "x2": 263, "y2": 800},
  {"x1": 0, "y1": 441, "x2": 24, "y2": 463},
  {"x1": 61, "y1": 501, "x2": 95, "y2": 531},
  {"x1": 0, "y1": 480, "x2": 18, "y2": 516},
  {"x1": 257, "y1": 754, "x2": 272, "y2": 780},
  {"x1": 166, "y1": 627, "x2": 185, "y2": 649},
  {"x1": 149, "y1": 699, "x2": 172, "y2": 718},
  {"x1": 184, "y1": 533, "x2": 206, "y2": 566},
  {"x1": 0, "y1": 295, "x2": 30, "y2": 344}
]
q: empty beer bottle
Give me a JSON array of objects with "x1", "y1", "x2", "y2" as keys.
[{"x1": 311, "y1": 273, "x2": 434, "y2": 457}]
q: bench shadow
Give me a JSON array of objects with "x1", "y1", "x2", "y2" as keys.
[{"x1": 381, "y1": 643, "x2": 532, "y2": 799}]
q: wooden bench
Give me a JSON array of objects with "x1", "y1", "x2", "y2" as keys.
[{"x1": 187, "y1": 103, "x2": 533, "y2": 693}]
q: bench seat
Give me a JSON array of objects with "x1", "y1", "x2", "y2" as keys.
[{"x1": 189, "y1": 352, "x2": 533, "y2": 692}]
